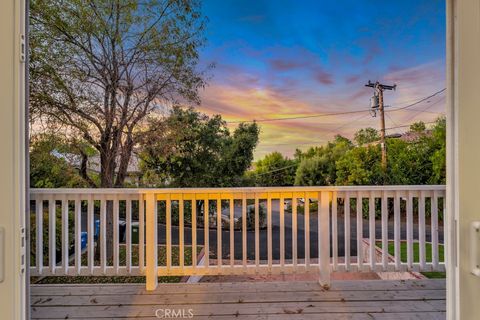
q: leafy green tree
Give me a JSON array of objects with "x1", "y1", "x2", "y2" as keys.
[
  {"x1": 294, "y1": 156, "x2": 330, "y2": 186},
  {"x1": 387, "y1": 117, "x2": 446, "y2": 185},
  {"x1": 30, "y1": 134, "x2": 89, "y2": 188},
  {"x1": 336, "y1": 145, "x2": 383, "y2": 185},
  {"x1": 410, "y1": 121, "x2": 427, "y2": 132},
  {"x1": 429, "y1": 117, "x2": 446, "y2": 184},
  {"x1": 354, "y1": 127, "x2": 380, "y2": 145},
  {"x1": 294, "y1": 135, "x2": 353, "y2": 186},
  {"x1": 139, "y1": 107, "x2": 259, "y2": 187},
  {"x1": 248, "y1": 152, "x2": 297, "y2": 186}
]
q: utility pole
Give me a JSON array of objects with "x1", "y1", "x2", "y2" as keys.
[{"x1": 365, "y1": 80, "x2": 396, "y2": 174}]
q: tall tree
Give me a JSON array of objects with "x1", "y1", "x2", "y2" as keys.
[
  {"x1": 30, "y1": 0, "x2": 209, "y2": 188},
  {"x1": 354, "y1": 127, "x2": 380, "y2": 145},
  {"x1": 248, "y1": 152, "x2": 297, "y2": 186},
  {"x1": 30, "y1": 0, "x2": 209, "y2": 259},
  {"x1": 139, "y1": 107, "x2": 259, "y2": 187}
]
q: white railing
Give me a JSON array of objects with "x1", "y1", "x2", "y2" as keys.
[{"x1": 30, "y1": 186, "x2": 446, "y2": 290}]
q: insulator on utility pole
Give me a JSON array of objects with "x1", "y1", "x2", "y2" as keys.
[{"x1": 365, "y1": 81, "x2": 396, "y2": 176}]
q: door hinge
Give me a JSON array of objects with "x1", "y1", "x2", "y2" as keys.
[
  {"x1": 20, "y1": 227, "x2": 25, "y2": 274},
  {"x1": 20, "y1": 34, "x2": 25, "y2": 63}
]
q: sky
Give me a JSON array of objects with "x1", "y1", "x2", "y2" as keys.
[{"x1": 196, "y1": 0, "x2": 446, "y2": 159}]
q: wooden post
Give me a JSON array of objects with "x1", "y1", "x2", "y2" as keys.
[
  {"x1": 145, "y1": 193, "x2": 158, "y2": 291},
  {"x1": 319, "y1": 191, "x2": 331, "y2": 287}
]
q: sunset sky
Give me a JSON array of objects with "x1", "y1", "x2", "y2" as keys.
[{"x1": 197, "y1": 0, "x2": 446, "y2": 159}]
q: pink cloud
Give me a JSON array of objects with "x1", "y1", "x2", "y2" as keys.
[{"x1": 196, "y1": 60, "x2": 445, "y2": 159}]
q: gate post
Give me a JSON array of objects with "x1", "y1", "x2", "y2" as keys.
[
  {"x1": 146, "y1": 193, "x2": 158, "y2": 290},
  {"x1": 319, "y1": 191, "x2": 331, "y2": 288}
]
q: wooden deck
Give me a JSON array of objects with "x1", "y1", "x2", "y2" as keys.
[{"x1": 31, "y1": 279, "x2": 446, "y2": 319}]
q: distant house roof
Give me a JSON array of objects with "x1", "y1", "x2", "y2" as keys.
[
  {"x1": 397, "y1": 130, "x2": 432, "y2": 142},
  {"x1": 365, "y1": 130, "x2": 432, "y2": 147},
  {"x1": 54, "y1": 152, "x2": 141, "y2": 174}
]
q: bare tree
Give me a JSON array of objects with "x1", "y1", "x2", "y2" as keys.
[{"x1": 30, "y1": 0, "x2": 210, "y2": 258}]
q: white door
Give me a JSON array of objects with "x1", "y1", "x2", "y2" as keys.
[
  {"x1": 447, "y1": 0, "x2": 480, "y2": 319},
  {"x1": 0, "y1": 0, "x2": 27, "y2": 319}
]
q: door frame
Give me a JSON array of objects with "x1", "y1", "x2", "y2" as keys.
[
  {"x1": 0, "y1": 0, "x2": 27, "y2": 319},
  {"x1": 445, "y1": 0, "x2": 457, "y2": 319}
]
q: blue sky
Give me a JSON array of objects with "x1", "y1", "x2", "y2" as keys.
[{"x1": 197, "y1": 0, "x2": 446, "y2": 158}]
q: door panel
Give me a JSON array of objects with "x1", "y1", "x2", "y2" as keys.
[
  {"x1": 0, "y1": 0, "x2": 27, "y2": 319},
  {"x1": 449, "y1": 0, "x2": 480, "y2": 319}
]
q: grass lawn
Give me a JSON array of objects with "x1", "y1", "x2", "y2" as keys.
[
  {"x1": 376, "y1": 241, "x2": 445, "y2": 279},
  {"x1": 32, "y1": 245, "x2": 202, "y2": 284}
]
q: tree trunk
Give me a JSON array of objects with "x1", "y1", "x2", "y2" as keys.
[{"x1": 95, "y1": 149, "x2": 116, "y2": 262}]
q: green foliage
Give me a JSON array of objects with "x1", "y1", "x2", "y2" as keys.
[
  {"x1": 30, "y1": 134, "x2": 90, "y2": 188},
  {"x1": 354, "y1": 127, "x2": 380, "y2": 145},
  {"x1": 236, "y1": 204, "x2": 267, "y2": 230},
  {"x1": 248, "y1": 152, "x2": 297, "y2": 186},
  {"x1": 430, "y1": 117, "x2": 447, "y2": 184},
  {"x1": 294, "y1": 135, "x2": 353, "y2": 186},
  {"x1": 336, "y1": 145, "x2": 383, "y2": 185},
  {"x1": 139, "y1": 107, "x2": 259, "y2": 187},
  {"x1": 387, "y1": 117, "x2": 446, "y2": 185},
  {"x1": 410, "y1": 121, "x2": 426, "y2": 132}
]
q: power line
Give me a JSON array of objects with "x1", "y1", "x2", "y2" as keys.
[
  {"x1": 226, "y1": 109, "x2": 370, "y2": 124},
  {"x1": 384, "y1": 121, "x2": 436, "y2": 131},
  {"x1": 387, "y1": 88, "x2": 446, "y2": 112},
  {"x1": 225, "y1": 88, "x2": 446, "y2": 124},
  {"x1": 252, "y1": 163, "x2": 298, "y2": 176}
]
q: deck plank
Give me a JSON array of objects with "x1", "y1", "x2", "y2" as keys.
[{"x1": 31, "y1": 280, "x2": 446, "y2": 319}]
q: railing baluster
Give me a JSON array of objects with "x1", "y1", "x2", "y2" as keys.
[
  {"x1": 332, "y1": 192, "x2": 338, "y2": 271},
  {"x1": 75, "y1": 195, "x2": 81, "y2": 275},
  {"x1": 61, "y1": 196, "x2": 68, "y2": 275},
  {"x1": 381, "y1": 191, "x2": 388, "y2": 270},
  {"x1": 419, "y1": 191, "x2": 426, "y2": 269},
  {"x1": 49, "y1": 196, "x2": 56, "y2": 274},
  {"x1": 292, "y1": 197, "x2": 298, "y2": 271},
  {"x1": 406, "y1": 191, "x2": 414, "y2": 269},
  {"x1": 35, "y1": 197, "x2": 43, "y2": 275},
  {"x1": 242, "y1": 193, "x2": 247, "y2": 270},
  {"x1": 87, "y1": 194, "x2": 94, "y2": 275},
  {"x1": 204, "y1": 198, "x2": 209, "y2": 267},
  {"x1": 126, "y1": 196, "x2": 132, "y2": 274},
  {"x1": 230, "y1": 196, "x2": 234, "y2": 268},
  {"x1": 442, "y1": 194, "x2": 446, "y2": 263},
  {"x1": 100, "y1": 196, "x2": 106, "y2": 274},
  {"x1": 267, "y1": 193, "x2": 273, "y2": 271},
  {"x1": 166, "y1": 194, "x2": 172, "y2": 269},
  {"x1": 369, "y1": 192, "x2": 375, "y2": 271},
  {"x1": 432, "y1": 191, "x2": 439, "y2": 269},
  {"x1": 179, "y1": 195, "x2": 185, "y2": 270},
  {"x1": 344, "y1": 192, "x2": 351, "y2": 271},
  {"x1": 178, "y1": 194, "x2": 185, "y2": 269},
  {"x1": 192, "y1": 195, "x2": 197, "y2": 270},
  {"x1": 319, "y1": 191, "x2": 330, "y2": 286},
  {"x1": 113, "y1": 195, "x2": 119, "y2": 274},
  {"x1": 139, "y1": 194, "x2": 145, "y2": 273},
  {"x1": 280, "y1": 196, "x2": 285, "y2": 269},
  {"x1": 145, "y1": 193, "x2": 158, "y2": 290},
  {"x1": 255, "y1": 194, "x2": 260, "y2": 268},
  {"x1": 304, "y1": 193, "x2": 310, "y2": 267},
  {"x1": 217, "y1": 197, "x2": 222, "y2": 269},
  {"x1": 394, "y1": 191, "x2": 401, "y2": 270},
  {"x1": 356, "y1": 192, "x2": 363, "y2": 270}
]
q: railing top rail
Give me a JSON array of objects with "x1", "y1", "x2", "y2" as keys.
[{"x1": 30, "y1": 185, "x2": 446, "y2": 194}]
